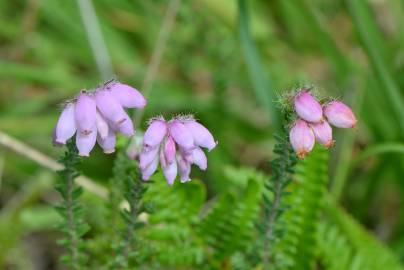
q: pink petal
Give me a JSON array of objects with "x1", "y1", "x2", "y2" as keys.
[
  {"x1": 192, "y1": 147, "x2": 207, "y2": 170},
  {"x1": 97, "y1": 129, "x2": 116, "y2": 154},
  {"x1": 324, "y1": 101, "x2": 357, "y2": 128},
  {"x1": 294, "y1": 90, "x2": 323, "y2": 123},
  {"x1": 139, "y1": 146, "x2": 159, "y2": 170},
  {"x1": 177, "y1": 153, "x2": 191, "y2": 183},
  {"x1": 169, "y1": 120, "x2": 194, "y2": 150},
  {"x1": 289, "y1": 119, "x2": 315, "y2": 159},
  {"x1": 75, "y1": 92, "x2": 96, "y2": 135},
  {"x1": 95, "y1": 110, "x2": 109, "y2": 140},
  {"x1": 163, "y1": 136, "x2": 176, "y2": 164},
  {"x1": 76, "y1": 125, "x2": 97, "y2": 157},
  {"x1": 95, "y1": 89, "x2": 128, "y2": 125},
  {"x1": 160, "y1": 149, "x2": 177, "y2": 185},
  {"x1": 183, "y1": 120, "x2": 216, "y2": 151},
  {"x1": 311, "y1": 121, "x2": 333, "y2": 148},
  {"x1": 143, "y1": 119, "x2": 167, "y2": 149},
  {"x1": 109, "y1": 82, "x2": 147, "y2": 109},
  {"x1": 141, "y1": 154, "x2": 159, "y2": 181},
  {"x1": 54, "y1": 103, "x2": 77, "y2": 145}
]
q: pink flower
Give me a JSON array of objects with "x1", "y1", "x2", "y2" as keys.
[
  {"x1": 107, "y1": 81, "x2": 147, "y2": 109},
  {"x1": 311, "y1": 120, "x2": 333, "y2": 148},
  {"x1": 53, "y1": 80, "x2": 145, "y2": 156},
  {"x1": 139, "y1": 116, "x2": 216, "y2": 185},
  {"x1": 324, "y1": 101, "x2": 357, "y2": 128},
  {"x1": 289, "y1": 119, "x2": 315, "y2": 159},
  {"x1": 294, "y1": 90, "x2": 323, "y2": 123},
  {"x1": 54, "y1": 102, "x2": 76, "y2": 145}
]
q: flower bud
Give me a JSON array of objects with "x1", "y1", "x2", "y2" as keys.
[
  {"x1": 139, "y1": 146, "x2": 159, "y2": 170},
  {"x1": 97, "y1": 130, "x2": 116, "y2": 154},
  {"x1": 324, "y1": 101, "x2": 357, "y2": 128},
  {"x1": 177, "y1": 153, "x2": 191, "y2": 183},
  {"x1": 54, "y1": 103, "x2": 77, "y2": 145},
  {"x1": 75, "y1": 91, "x2": 96, "y2": 135},
  {"x1": 163, "y1": 136, "x2": 176, "y2": 164},
  {"x1": 109, "y1": 82, "x2": 147, "y2": 109},
  {"x1": 95, "y1": 89, "x2": 128, "y2": 125},
  {"x1": 95, "y1": 110, "x2": 109, "y2": 140},
  {"x1": 294, "y1": 90, "x2": 323, "y2": 123},
  {"x1": 183, "y1": 120, "x2": 217, "y2": 151},
  {"x1": 289, "y1": 119, "x2": 315, "y2": 159},
  {"x1": 76, "y1": 125, "x2": 97, "y2": 157},
  {"x1": 311, "y1": 121, "x2": 333, "y2": 148},
  {"x1": 169, "y1": 120, "x2": 194, "y2": 150},
  {"x1": 160, "y1": 150, "x2": 177, "y2": 185},
  {"x1": 143, "y1": 119, "x2": 168, "y2": 149},
  {"x1": 192, "y1": 147, "x2": 207, "y2": 170},
  {"x1": 141, "y1": 154, "x2": 159, "y2": 181}
]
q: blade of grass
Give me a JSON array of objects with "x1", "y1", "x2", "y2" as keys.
[
  {"x1": 347, "y1": 0, "x2": 404, "y2": 135},
  {"x1": 238, "y1": 0, "x2": 280, "y2": 132}
]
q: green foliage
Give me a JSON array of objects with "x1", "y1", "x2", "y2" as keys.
[
  {"x1": 55, "y1": 140, "x2": 89, "y2": 270},
  {"x1": 275, "y1": 146, "x2": 329, "y2": 269},
  {"x1": 139, "y1": 173, "x2": 206, "y2": 268},
  {"x1": 198, "y1": 171, "x2": 262, "y2": 266}
]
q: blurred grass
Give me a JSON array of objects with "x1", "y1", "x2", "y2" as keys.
[{"x1": 0, "y1": 0, "x2": 403, "y2": 268}]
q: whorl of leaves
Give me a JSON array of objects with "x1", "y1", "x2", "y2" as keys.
[
  {"x1": 258, "y1": 132, "x2": 297, "y2": 269},
  {"x1": 55, "y1": 140, "x2": 89, "y2": 270},
  {"x1": 108, "y1": 150, "x2": 149, "y2": 269}
]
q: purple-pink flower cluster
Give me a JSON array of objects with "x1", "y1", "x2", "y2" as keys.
[
  {"x1": 54, "y1": 80, "x2": 146, "y2": 156},
  {"x1": 290, "y1": 90, "x2": 357, "y2": 159},
  {"x1": 140, "y1": 116, "x2": 217, "y2": 185}
]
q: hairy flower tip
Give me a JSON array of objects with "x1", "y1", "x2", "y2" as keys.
[
  {"x1": 324, "y1": 101, "x2": 357, "y2": 128},
  {"x1": 54, "y1": 102, "x2": 77, "y2": 145},
  {"x1": 311, "y1": 120, "x2": 334, "y2": 148},
  {"x1": 294, "y1": 90, "x2": 323, "y2": 123},
  {"x1": 289, "y1": 119, "x2": 315, "y2": 159},
  {"x1": 75, "y1": 91, "x2": 96, "y2": 135},
  {"x1": 139, "y1": 116, "x2": 216, "y2": 185},
  {"x1": 108, "y1": 81, "x2": 147, "y2": 109}
]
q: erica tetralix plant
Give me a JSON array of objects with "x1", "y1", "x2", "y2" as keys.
[
  {"x1": 289, "y1": 89, "x2": 356, "y2": 159},
  {"x1": 53, "y1": 79, "x2": 146, "y2": 156},
  {"x1": 140, "y1": 115, "x2": 217, "y2": 185}
]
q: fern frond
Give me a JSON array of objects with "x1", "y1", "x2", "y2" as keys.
[
  {"x1": 275, "y1": 145, "x2": 329, "y2": 270},
  {"x1": 198, "y1": 176, "x2": 262, "y2": 265},
  {"x1": 323, "y1": 198, "x2": 404, "y2": 270}
]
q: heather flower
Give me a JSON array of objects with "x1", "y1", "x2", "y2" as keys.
[
  {"x1": 311, "y1": 121, "x2": 333, "y2": 148},
  {"x1": 324, "y1": 101, "x2": 357, "y2": 128},
  {"x1": 294, "y1": 90, "x2": 323, "y2": 123},
  {"x1": 54, "y1": 102, "x2": 76, "y2": 145},
  {"x1": 289, "y1": 119, "x2": 315, "y2": 159},
  {"x1": 53, "y1": 80, "x2": 146, "y2": 156},
  {"x1": 139, "y1": 116, "x2": 217, "y2": 185}
]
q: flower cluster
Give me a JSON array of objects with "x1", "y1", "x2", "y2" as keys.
[
  {"x1": 139, "y1": 116, "x2": 217, "y2": 185},
  {"x1": 53, "y1": 80, "x2": 146, "y2": 156},
  {"x1": 289, "y1": 90, "x2": 357, "y2": 159}
]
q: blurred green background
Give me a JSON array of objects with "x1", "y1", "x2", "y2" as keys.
[{"x1": 0, "y1": 0, "x2": 403, "y2": 269}]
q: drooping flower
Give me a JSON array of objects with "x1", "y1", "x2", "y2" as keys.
[
  {"x1": 139, "y1": 116, "x2": 217, "y2": 185},
  {"x1": 289, "y1": 119, "x2": 315, "y2": 159},
  {"x1": 311, "y1": 120, "x2": 333, "y2": 148},
  {"x1": 324, "y1": 101, "x2": 357, "y2": 128},
  {"x1": 294, "y1": 90, "x2": 323, "y2": 123},
  {"x1": 54, "y1": 102, "x2": 76, "y2": 145},
  {"x1": 53, "y1": 80, "x2": 146, "y2": 156}
]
